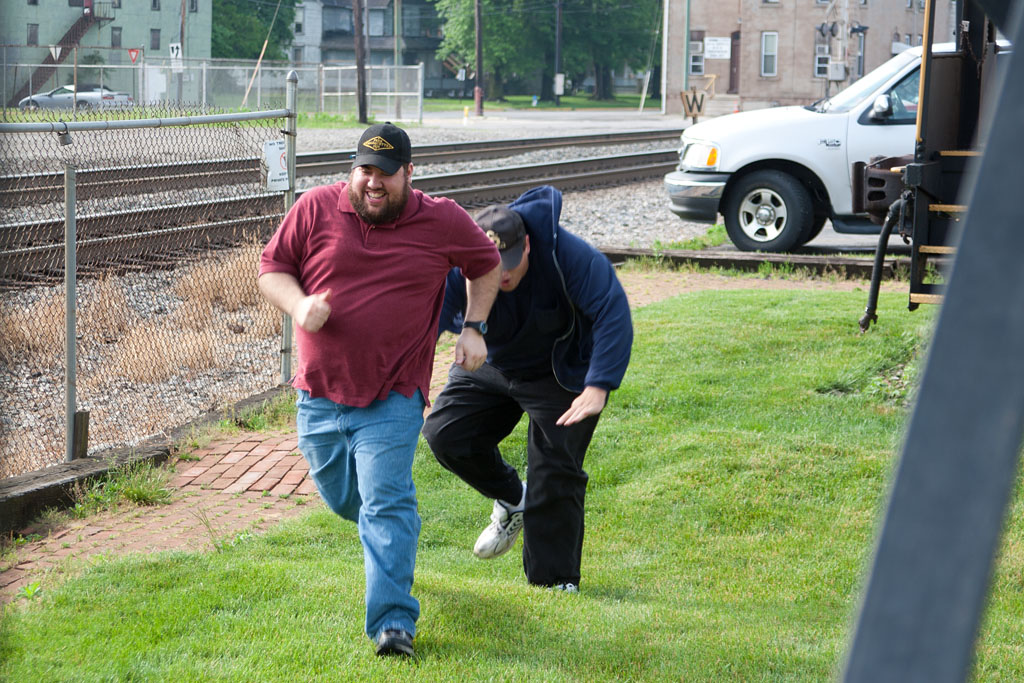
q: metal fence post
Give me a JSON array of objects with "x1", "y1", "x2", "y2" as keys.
[
  {"x1": 417, "y1": 63, "x2": 424, "y2": 124},
  {"x1": 64, "y1": 161, "x2": 77, "y2": 463},
  {"x1": 279, "y1": 70, "x2": 298, "y2": 385}
]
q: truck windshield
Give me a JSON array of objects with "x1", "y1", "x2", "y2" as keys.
[{"x1": 809, "y1": 49, "x2": 920, "y2": 114}]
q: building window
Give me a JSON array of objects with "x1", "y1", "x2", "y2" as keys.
[
  {"x1": 28, "y1": 0, "x2": 39, "y2": 6},
  {"x1": 27, "y1": 23, "x2": 39, "y2": 46},
  {"x1": 189, "y1": 0, "x2": 197, "y2": 11},
  {"x1": 690, "y1": 53, "x2": 705, "y2": 75},
  {"x1": 323, "y1": 6, "x2": 353, "y2": 37},
  {"x1": 905, "y1": 33, "x2": 912, "y2": 46},
  {"x1": 111, "y1": 26, "x2": 122, "y2": 48},
  {"x1": 293, "y1": 47, "x2": 303, "y2": 63},
  {"x1": 150, "y1": 29, "x2": 160, "y2": 50},
  {"x1": 295, "y1": 8, "x2": 304, "y2": 34},
  {"x1": 814, "y1": 33, "x2": 829, "y2": 78},
  {"x1": 761, "y1": 32, "x2": 778, "y2": 77},
  {"x1": 917, "y1": 34, "x2": 923, "y2": 45},
  {"x1": 368, "y1": 9, "x2": 387, "y2": 37},
  {"x1": 856, "y1": 33, "x2": 866, "y2": 77},
  {"x1": 152, "y1": 0, "x2": 160, "y2": 10},
  {"x1": 69, "y1": 0, "x2": 83, "y2": 6},
  {"x1": 112, "y1": 0, "x2": 120, "y2": 6},
  {"x1": 689, "y1": 31, "x2": 704, "y2": 76},
  {"x1": 762, "y1": 0, "x2": 779, "y2": 4}
]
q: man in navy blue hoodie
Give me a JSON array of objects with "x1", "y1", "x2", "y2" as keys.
[{"x1": 423, "y1": 185, "x2": 633, "y2": 592}]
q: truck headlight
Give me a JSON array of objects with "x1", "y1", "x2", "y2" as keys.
[{"x1": 680, "y1": 142, "x2": 719, "y2": 171}]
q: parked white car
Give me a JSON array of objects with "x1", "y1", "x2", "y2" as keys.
[
  {"x1": 18, "y1": 84, "x2": 134, "y2": 111},
  {"x1": 665, "y1": 45, "x2": 935, "y2": 252}
]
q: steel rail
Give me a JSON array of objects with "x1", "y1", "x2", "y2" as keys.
[
  {"x1": 1, "y1": 130, "x2": 684, "y2": 205},
  {"x1": 0, "y1": 194, "x2": 281, "y2": 250},
  {"x1": 296, "y1": 129, "x2": 685, "y2": 175},
  {"x1": 1, "y1": 159, "x2": 262, "y2": 205},
  {"x1": 1, "y1": 148, "x2": 903, "y2": 287}
]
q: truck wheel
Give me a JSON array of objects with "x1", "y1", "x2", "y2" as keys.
[{"x1": 723, "y1": 170, "x2": 813, "y2": 252}]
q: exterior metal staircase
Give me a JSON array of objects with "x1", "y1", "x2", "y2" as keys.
[{"x1": 7, "y1": 4, "x2": 114, "y2": 108}]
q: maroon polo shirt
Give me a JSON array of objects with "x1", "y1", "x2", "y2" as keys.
[{"x1": 260, "y1": 181, "x2": 499, "y2": 407}]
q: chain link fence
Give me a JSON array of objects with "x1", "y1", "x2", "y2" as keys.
[
  {"x1": 3, "y1": 48, "x2": 423, "y2": 121},
  {"x1": 0, "y1": 101, "x2": 294, "y2": 480}
]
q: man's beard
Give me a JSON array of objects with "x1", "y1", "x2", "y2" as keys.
[{"x1": 348, "y1": 181, "x2": 410, "y2": 225}]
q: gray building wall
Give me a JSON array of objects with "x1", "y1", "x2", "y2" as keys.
[{"x1": 3, "y1": 0, "x2": 211, "y2": 100}]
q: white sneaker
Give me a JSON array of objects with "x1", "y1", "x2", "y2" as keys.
[
  {"x1": 473, "y1": 482, "x2": 526, "y2": 559},
  {"x1": 550, "y1": 583, "x2": 579, "y2": 594}
]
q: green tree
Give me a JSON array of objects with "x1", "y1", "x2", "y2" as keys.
[
  {"x1": 431, "y1": 0, "x2": 550, "y2": 100},
  {"x1": 212, "y1": 0, "x2": 297, "y2": 60},
  {"x1": 429, "y1": 0, "x2": 660, "y2": 101},
  {"x1": 559, "y1": 0, "x2": 661, "y2": 100}
]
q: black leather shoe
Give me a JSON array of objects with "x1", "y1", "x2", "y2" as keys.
[{"x1": 375, "y1": 629, "x2": 414, "y2": 657}]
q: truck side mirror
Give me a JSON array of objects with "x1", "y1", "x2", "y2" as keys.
[{"x1": 870, "y1": 94, "x2": 893, "y2": 120}]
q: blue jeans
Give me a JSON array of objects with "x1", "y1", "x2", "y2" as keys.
[{"x1": 295, "y1": 389, "x2": 424, "y2": 641}]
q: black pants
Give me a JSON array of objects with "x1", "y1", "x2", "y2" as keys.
[{"x1": 422, "y1": 363, "x2": 599, "y2": 587}]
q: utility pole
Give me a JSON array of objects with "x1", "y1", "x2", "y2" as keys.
[
  {"x1": 393, "y1": 0, "x2": 402, "y2": 66},
  {"x1": 554, "y1": 0, "x2": 562, "y2": 106},
  {"x1": 840, "y1": 0, "x2": 849, "y2": 83},
  {"x1": 178, "y1": 0, "x2": 186, "y2": 102},
  {"x1": 474, "y1": 0, "x2": 483, "y2": 116},
  {"x1": 353, "y1": 0, "x2": 367, "y2": 122}
]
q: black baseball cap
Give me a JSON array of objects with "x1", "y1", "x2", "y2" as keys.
[
  {"x1": 351, "y1": 122, "x2": 412, "y2": 175},
  {"x1": 476, "y1": 205, "x2": 527, "y2": 270}
]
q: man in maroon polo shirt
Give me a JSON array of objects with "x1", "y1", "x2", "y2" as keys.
[{"x1": 259, "y1": 122, "x2": 501, "y2": 658}]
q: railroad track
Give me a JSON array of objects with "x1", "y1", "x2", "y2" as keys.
[
  {"x1": 1, "y1": 146, "x2": 678, "y2": 282},
  {"x1": 1, "y1": 129, "x2": 684, "y2": 205},
  {"x1": 0, "y1": 130, "x2": 900, "y2": 288}
]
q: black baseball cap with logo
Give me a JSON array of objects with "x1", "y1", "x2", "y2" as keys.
[
  {"x1": 475, "y1": 205, "x2": 527, "y2": 270},
  {"x1": 351, "y1": 122, "x2": 412, "y2": 175}
]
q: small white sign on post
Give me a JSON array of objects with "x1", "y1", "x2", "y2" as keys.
[
  {"x1": 49, "y1": 45, "x2": 62, "y2": 61},
  {"x1": 169, "y1": 42, "x2": 183, "y2": 74},
  {"x1": 704, "y1": 37, "x2": 732, "y2": 60},
  {"x1": 263, "y1": 140, "x2": 289, "y2": 192}
]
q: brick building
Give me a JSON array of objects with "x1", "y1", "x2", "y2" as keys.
[{"x1": 662, "y1": 0, "x2": 956, "y2": 114}]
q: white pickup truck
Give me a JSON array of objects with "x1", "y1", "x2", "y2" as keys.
[{"x1": 664, "y1": 45, "x2": 933, "y2": 252}]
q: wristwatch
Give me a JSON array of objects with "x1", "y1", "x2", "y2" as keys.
[{"x1": 462, "y1": 320, "x2": 488, "y2": 335}]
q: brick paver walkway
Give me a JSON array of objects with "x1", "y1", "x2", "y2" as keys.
[{"x1": 0, "y1": 430, "x2": 320, "y2": 605}]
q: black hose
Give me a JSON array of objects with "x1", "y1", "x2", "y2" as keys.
[{"x1": 859, "y1": 196, "x2": 905, "y2": 332}]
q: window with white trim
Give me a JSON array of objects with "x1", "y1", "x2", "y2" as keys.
[
  {"x1": 689, "y1": 32, "x2": 705, "y2": 76},
  {"x1": 761, "y1": 32, "x2": 778, "y2": 77},
  {"x1": 856, "y1": 33, "x2": 866, "y2": 77},
  {"x1": 814, "y1": 33, "x2": 830, "y2": 78}
]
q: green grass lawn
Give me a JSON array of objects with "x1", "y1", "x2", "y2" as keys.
[{"x1": 2, "y1": 287, "x2": 1021, "y2": 681}]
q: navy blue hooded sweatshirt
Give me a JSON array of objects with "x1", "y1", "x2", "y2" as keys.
[{"x1": 438, "y1": 185, "x2": 633, "y2": 393}]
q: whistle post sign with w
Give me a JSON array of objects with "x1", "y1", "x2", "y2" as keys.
[{"x1": 682, "y1": 89, "x2": 706, "y2": 118}]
